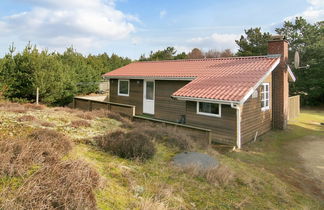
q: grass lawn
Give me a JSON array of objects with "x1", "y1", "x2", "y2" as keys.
[{"x1": 0, "y1": 102, "x2": 323, "y2": 209}]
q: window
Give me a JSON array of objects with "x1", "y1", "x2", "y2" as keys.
[
  {"x1": 197, "y1": 102, "x2": 221, "y2": 117},
  {"x1": 118, "y1": 80, "x2": 129, "y2": 96},
  {"x1": 145, "y1": 81, "x2": 154, "y2": 100},
  {"x1": 261, "y1": 83, "x2": 270, "y2": 110}
]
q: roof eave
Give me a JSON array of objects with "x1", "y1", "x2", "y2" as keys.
[
  {"x1": 171, "y1": 95, "x2": 240, "y2": 105},
  {"x1": 104, "y1": 75, "x2": 196, "y2": 81}
]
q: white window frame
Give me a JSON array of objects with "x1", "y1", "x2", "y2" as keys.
[
  {"x1": 196, "y1": 102, "x2": 221, "y2": 117},
  {"x1": 117, "y1": 79, "x2": 129, "y2": 96},
  {"x1": 261, "y1": 83, "x2": 270, "y2": 111}
]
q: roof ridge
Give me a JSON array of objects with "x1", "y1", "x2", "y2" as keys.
[{"x1": 135, "y1": 54, "x2": 280, "y2": 64}]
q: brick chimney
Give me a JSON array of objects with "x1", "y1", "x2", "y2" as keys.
[{"x1": 268, "y1": 35, "x2": 289, "y2": 129}]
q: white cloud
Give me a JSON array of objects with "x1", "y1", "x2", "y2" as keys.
[
  {"x1": 0, "y1": 0, "x2": 137, "y2": 53},
  {"x1": 285, "y1": 0, "x2": 324, "y2": 22},
  {"x1": 186, "y1": 33, "x2": 240, "y2": 52},
  {"x1": 160, "y1": 10, "x2": 167, "y2": 19}
]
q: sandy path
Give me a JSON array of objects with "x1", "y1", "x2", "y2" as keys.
[{"x1": 294, "y1": 135, "x2": 324, "y2": 197}]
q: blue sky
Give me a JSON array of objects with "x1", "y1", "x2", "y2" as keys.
[{"x1": 0, "y1": 0, "x2": 323, "y2": 59}]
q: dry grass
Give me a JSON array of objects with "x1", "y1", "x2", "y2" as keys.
[
  {"x1": 96, "y1": 129, "x2": 156, "y2": 161},
  {"x1": 2, "y1": 160, "x2": 101, "y2": 210},
  {"x1": 23, "y1": 103, "x2": 46, "y2": 110},
  {"x1": 76, "y1": 111, "x2": 94, "y2": 120},
  {"x1": 107, "y1": 111, "x2": 134, "y2": 128},
  {"x1": 53, "y1": 106, "x2": 77, "y2": 113},
  {"x1": 70, "y1": 120, "x2": 91, "y2": 128},
  {"x1": 91, "y1": 109, "x2": 109, "y2": 118},
  {"x1": 17, "y1": 115, "x2": 37, "y2": 122},
  {"x1": 0, "y1": 102, "x2": 27, "y2": 113},
  {"x1": 178, "y1": 164, "x2": 235, "y2": 187},
  {"x1": 0, "y1": 129, "x2": 72, "y2": 176},
  {"x1": 39, "y1": 121, "x2": 55, "y2": 127},
  {"x1": 0, "y1": 102, "x2": 45, "y2": 113},
  {"x1": 137, "y1": 197, "x2": 168, "y2": 210},
  {"x1": 28, "y1": 128, "x2": 72, "y2": 156}
]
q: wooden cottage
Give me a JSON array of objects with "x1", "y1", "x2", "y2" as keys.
[{"x1": 103, "y1": 36, "x2": 296, "y2": 148}]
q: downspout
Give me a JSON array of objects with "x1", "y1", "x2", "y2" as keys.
[{"x1": 231, "y1": 103, "x2": 242, "y2": 149}]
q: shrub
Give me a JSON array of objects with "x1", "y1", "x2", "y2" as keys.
[
  {"x1": 2, "y1": 160, "x2": 101, "y2": 209},
  {"x1": 136, "y1": 124, "x2": 194, "y2": 150},
  {"x1": 23, "y1": 103, "x2": 46, "y2": 110},
  {"x1": 0, "y1": 129, "x2": 72, "y2": 176},
  {"x1": 0, "y1": 102, "x2": 27, "y2": 113},
  {"x1": 91, "y1": 109, "x2": 109, "y2": 118},
  {"x1": 0, "y1": 137, "x2": 35, "y2": 176},
  {"x1": 96, "y1": 130, "x2": 156, "y2": 160},
  {"x1": 107, "y1": 111, "x2": 134, "y2": 129},
  {"x1": 70, "y1": 120, "x2": 91, "y2": 128},
  {"x1": 28, "y1": 128, "x2": 72, "y2": 156},
  {"x1": 76, "y1": 111, "x2": 94, "y2": 120},
  {"x1": 53, "y1": 106, "x2": 77, "y2": 113},
  {"x1": 17, "y1": 115, "x2": 37, "y2": 122},
  {"x1": 39, "y1": 121, "x2": 55, "y2": 127}
]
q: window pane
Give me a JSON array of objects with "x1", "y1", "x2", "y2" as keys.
[
  {"x1": 146, "y1": 81, "x2": 154, "y2": 100},
  {"x1": 261, "y1": 101, "x2": 265, "y2": 108},
  {"x1": 199, "y1": 102, "x2": 219, "y2": 115},
  {"x1": 265, "y1": 84, "x2": 269, "y2": 91},
  {"x1": 119, "y1": 81, "x2": 128, "y2": 95}
]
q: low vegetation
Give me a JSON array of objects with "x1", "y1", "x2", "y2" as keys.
[
  {"x1": 2, "y1": 160, "x2": 101, "y2": 210},
  {"x1": 96, "y1": 129, "x2": 156, "y2": 161},
  {"x1": 0, "y1": 101, "x2": 322, "y2": 209}
]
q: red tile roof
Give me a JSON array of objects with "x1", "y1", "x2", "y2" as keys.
[{"x1": 104, "y1": 55, "x2": 280, "y2": 102}]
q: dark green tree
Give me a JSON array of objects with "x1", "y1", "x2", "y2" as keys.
[
  {"x1": 235, "y1": 28, "x2": 271, "y2": 56},
  {"x1": 276, "y1": 17, "x2": 324, "y2": 105},
  {"x1": 139, "y1": 47, "x2": 187, "y2": 61}
]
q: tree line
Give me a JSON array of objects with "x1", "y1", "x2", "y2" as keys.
[
  {"x1": 0, "y1": 44, "x2": 131, "y2": 105},
  {"x1": 0, "y1": 17, "x2": 322, "y2": 105}
]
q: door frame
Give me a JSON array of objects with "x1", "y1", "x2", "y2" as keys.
[{"x1": 143, "y1": 80, "x2": 155, "y2": 115}]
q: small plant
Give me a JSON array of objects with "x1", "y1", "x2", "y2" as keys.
[
  {"x1": 70, "y1": 120, "x2": 91, "y2": 128},
  {"x1": 96, "y1": 130, "x2": 156, "y2": 160},
  {"x1": 17, "y1": 115, "x2": 37, "y2": 122}
]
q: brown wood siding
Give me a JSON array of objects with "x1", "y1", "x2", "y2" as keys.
[
  {"x1": 241, "y1": 74, "x2": 272, "y2": 144},
  {"x1": 154, "y1": 80, "x2": 189, "y2": 122},
  {"x1": 109, "y1": 79, "x2": 143, "y2": 115},
  {"x1": 185, "y1": 102, "x2": 237, "y2": 145}
]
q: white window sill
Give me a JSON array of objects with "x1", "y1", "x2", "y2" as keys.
[
  {"x1": 118, "y1": 93, "x2": 129, "y2": 97},
  {"x1": 261, "y1": 107, "x2": 270, "y2": 111},
  {"x1": 197, "y1": 112, "x2": 221, "y2": 118}
]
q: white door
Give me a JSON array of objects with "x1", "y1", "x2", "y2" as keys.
[{"x1": 143, "y1": 80, "x2": 155, "y2": 114}]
